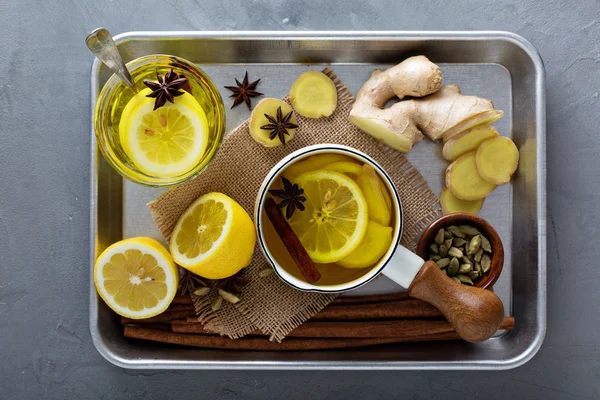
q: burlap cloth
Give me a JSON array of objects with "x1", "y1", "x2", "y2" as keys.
[{"x1": 148, "y1": 68, "x2": 441, "y2": 342}]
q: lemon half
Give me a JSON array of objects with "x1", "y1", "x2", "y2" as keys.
[
  {"x1": 94, "y1": 237, "x2": 178, "y2": 319},
  {"x1": 170, "y1": 192, "x2": 256, "y2": 279},
  {"x1": 288, "y1": 170, "x2": 369, "y2": 263},
  {"x1": 119, "y1": 88, "x2": 208, "y2": 177}
]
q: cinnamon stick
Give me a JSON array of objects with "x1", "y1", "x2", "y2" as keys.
[
  {"x1": 171, "y1": 295, "x2": 193, "y2": 305},
  {"x1": 120, "y1": 309, "x2": 197, "y2": 325},
  {"x1": 312, "y1": 299, "x2": 443, "y2": 320},
  {"x1": 332, "y1": 292, "x2": 411, "y2": 304},
  {"x1": 171, "y1": 318, "x2": 515, "y2": 338},
  {"x1": 264, "y1": 197, "x2": 321, "y2": 283},
  {"x1": 125, "y1": 317, "x2": 514, "y2": 350}
]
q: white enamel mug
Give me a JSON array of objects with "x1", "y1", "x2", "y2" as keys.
[
  {"x1": 254, "y1": 144, "x2": 505, "y2": 342},
  {"x1": 255, "y1": 143, "x2": 422, "y2": 293}
]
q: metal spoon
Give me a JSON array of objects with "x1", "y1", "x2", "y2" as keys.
[{"x1": 86, "y1": 28, "x2": 135, "y2": 89}]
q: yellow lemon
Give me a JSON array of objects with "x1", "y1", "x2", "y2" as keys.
[
  {"x1": 288, "y1": 170, "x2": 368, "y2": 263},
  {"x1": 170, "y1": 192, "x2": 256, "y2": 279},
  {"x1": 94, "y1": 237, "x2": 178, "y2": 319},
  {"x1": 119, "y1": 88, "x2": 208, "y2": 177},
  {"x1": 338, "y1": 220, "x2": 393, "y2": 269}
]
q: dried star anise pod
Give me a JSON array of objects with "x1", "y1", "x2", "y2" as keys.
[
  {"x1": 143, "y1": 69, "x2": 188, "y2": 110},
  {"x1": 261, "y1": 106, "x2": 298, "y2": 145},
  {"x1": 268, "y1": 176, "x2": 306, "y2": 219},
  {"x1": 178, "y1": 269, "x2": 210, "y2": 297},
  {"x1": 218, "y1": 271, "x2": 249, "y2": 295},
  {"x1": 224, "y1": 72, "x2": 263, "y2": 110}
]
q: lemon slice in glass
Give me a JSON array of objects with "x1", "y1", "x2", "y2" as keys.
[
  {"x1": 288, "y1": 170, "x2": 369, "y2": 263},
  {"x1": 94, "y1": 237, "x2": 178, "y2": 319},
  {"x1": 119, "y1": 88, "x2": 208, "y2": 177},
  {"x1": 170, "y1": 192, "x2": 256, "y2": 279}
]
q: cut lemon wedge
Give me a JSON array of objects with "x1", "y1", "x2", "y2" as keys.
[
  {"x1": 94, "y1": 237, "x2": 178, "y2": 319},
  {"x1": 288, "y1": 170, "x2": 368, "y2": 263},
  {"x1": 170, "y1": 192, "x2": 256, "y2": 279},
  {"x1": 119, "y1": 88, "x2": 208, "y2": 177}
]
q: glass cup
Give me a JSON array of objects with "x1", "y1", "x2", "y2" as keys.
[{"x1": 94, "y1": 55, "x2": 226, "y2": 187}]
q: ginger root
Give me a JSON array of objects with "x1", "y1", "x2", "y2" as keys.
[
  {"x1": 442, "y1": 125, "x2": 499, "y2": 161},
  {"x1": 440, "y1": 188, "x2": 484, "y2": 215},
  {"x1": 249, "y1": 98, "x2": 297, "y2": 147},
  {"x1": 446, "y1": 152, "x2": 496, "y2": 201},
  {"x1": 289, "y1": 71, "x2": 337, "y2": 118},
  {"x1": 349, "y1": 56, "x2": 503, "y2": 152},
  {"x1": 476, "y1": 136, "x2": 519, "y2": 184}
]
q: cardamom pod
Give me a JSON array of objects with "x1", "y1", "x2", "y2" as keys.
[
  {"x1": 429, "y1": 243, "x2": 439, "y2": 254},
  {"x1": 259, "y1": 268, "x2": 274, "y2": 278},
  {"x1": 430, "y1": 254, "x2": 441, "y2": 261},
  {"x1": 461, "y1": 256, "x2": 472, "y2": 265},
  {"x1": 439, "y1": 245, "x2": 448, "y2": 257},
  {"x1": 448, "y1": 247, "x2": 463, "y2": 258},
  {"x1": 448, "y1": 257, "x2": 459, "y2": 276},
  {"x1": 456, "y1": 274, "x2": 474, "y2": 285},
  {"x1": 475, "y1": 262, "x2": 483, "y2": 274},
  {"x1": 467, "y1": 235, "x2": 481, "y2": 255},
  {"x1": 458, "y1": 264, "x2": 472, "y2": 273},
  {"x1": 193, "y1": 287, "x2": 211, "y2": 297},
  {"x1": 474, "y1": 248, "x2": 483, "y2": 262},
  {"x1": 452, "y1": 238, "x2": 466, "y2": 247},
  {"x1": 434, "y1": 229, "x2": 445, "y2": 245},
  {"x1": 480, "y1": 234, "x2": 492, "y2": 252},
  {"x1": 218, "y1": 289, "x2": 240, "y2": 304},
  {"x1": 443, "y1": 238, "x2": 453, "y2": 250},
  {"x1": 448, "y1": 225, "x2": 466, "y2": 238},
  {"x1": 481, "y1": 254, "x2": 491, "y2": 273},
  {"x1": 442, "y1": 269, "x2": 447, "y2": 275},
  {"x1": 436, "y1": 258, "x2": 450, "y2": 268},
  {"x1": 451, "y1": 277, "x2": 461, "y2": 284},
  {"x1": 211, "y1": 295, "x2": 223, "y2": 311},
  {"x1": 444, "y1": 230, "x2": 452, "y2": 239},
  {"x1": 468, "y1": 271, "x2": 480, "y2": 280},
  {"x1": 459, "y1": 225, "x2": 480, "y2": 236}
]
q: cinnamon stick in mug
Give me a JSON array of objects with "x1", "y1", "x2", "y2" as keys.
[{"x1": 264, "y1": 197, "x2": 321, "y2": 283}]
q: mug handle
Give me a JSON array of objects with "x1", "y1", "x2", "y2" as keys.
[{"x1": 382, "y1": 245, "x2": 505, "y2": 343}]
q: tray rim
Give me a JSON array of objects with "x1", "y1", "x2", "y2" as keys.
[{"x1": 89, "y1": 30, "x2": 546, "y2": 370}]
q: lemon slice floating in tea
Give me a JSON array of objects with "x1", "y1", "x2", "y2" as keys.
[
  {"x1": 93, "y1": 237, "x2": 178, "y2": 319},
  {"x1": 288, "y1": 170, "x2": 368, "y2": 263},
  {"x1": 170, "y1": 192, "x2": 256, "y2": 279},
  {"x1": 119, "y1": 88, "x2": 208, "y2": 177}
]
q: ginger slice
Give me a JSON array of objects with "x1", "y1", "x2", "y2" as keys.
[
  {"x1": 476, "y1": 136, "x2": 519, "y2": 184},
  {"x1": 446, "y1": 152, "x2": 496, "y2": 201},
  {"x1": 440, "y1": 187, "x2": 485, "y2": 215},
  {"x1": 442, "y1": 125, "x2": 499, "y2": 161},
  {"x1": 289, "y1": 71, "x2": 337, "y2": 118},
  {"x1": 249, "y1": 98, "x2": 297, "y2": 147},
  {"x1": 441, "y1": 109, "x2": 504, "y2": 143}
]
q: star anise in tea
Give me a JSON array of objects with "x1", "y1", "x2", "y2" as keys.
[
  {"x1": 224, "y1": 72, "x2": 263, "y2": 110},
  {"x1": 143, "y1": 69, "x2": 188, "y2": 110},
  {"x1": 261, "y1": 106, "x2": 298, "y2": 145},
  {"x1": 268, "y1": 176, "x2": 306, "y2": 219}
]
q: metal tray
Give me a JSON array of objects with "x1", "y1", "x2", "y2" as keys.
[{"x1": 90, "y1": 31, "x2": 546, "y2": 370}]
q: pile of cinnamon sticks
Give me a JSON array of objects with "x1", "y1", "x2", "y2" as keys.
[{"x1": 123, "y1": 292, "x2": 514, "y2": 350}]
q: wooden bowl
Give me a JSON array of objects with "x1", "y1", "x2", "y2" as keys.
[{"x1": 416, "y1": 213, "x2": 504, "y2": 290}]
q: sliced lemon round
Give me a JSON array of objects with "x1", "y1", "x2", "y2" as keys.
[
  {"x1": 337, "y1": 220, "x2": 393, "y2": 269},
  {"x1": 94, "y1": 237, "x2": 178, "y2": 319},
  {"x1": 119, "y1": 88, "x2": 208, "y2": 177},
  {"x1": 170, "y1": 192, "x2": 256, "y2": 279},
  {"x1": 288, "y1": 170, "x2": 369, "y2": 263}
]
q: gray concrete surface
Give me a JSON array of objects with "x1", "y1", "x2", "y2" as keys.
[{"x1": 0, "y1": 0, "x2": 598, "y2": 398}]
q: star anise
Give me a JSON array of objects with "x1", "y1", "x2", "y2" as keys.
[
  {"x1": 261, "y1": 106, "x2": 298, "y2": 145},
  {"x1": 224, "y1": 72, "x2": 263, "y2": 110},
  {"x1": 143, "y1": 69, "x2": 188, "y2": 110},
  {"x1": 178, "y1": 269, "x2": 210, "y2": 297},
  {"x1": 217, "y1": 271, "x2": 249, "y2": 296},
  {"x1": 268, "y1": 176, "x2": 306, "y2": 219}
]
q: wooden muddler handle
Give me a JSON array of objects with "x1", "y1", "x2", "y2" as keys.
[{"x1": 408, "y1": 260, "x2": 504, "y2": 343}]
